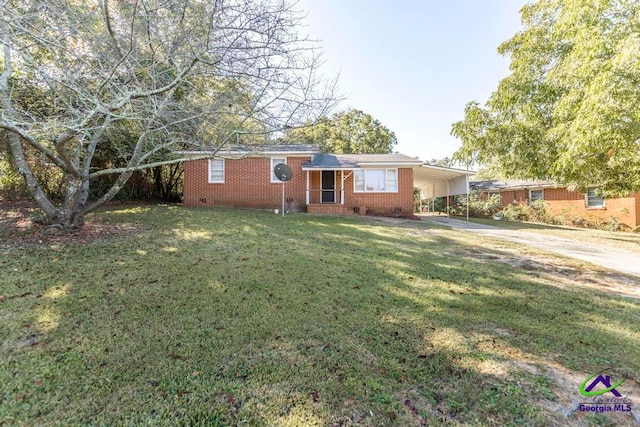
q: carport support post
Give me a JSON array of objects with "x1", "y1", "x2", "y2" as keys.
[
  {"x1": 432, "y1": 183, "x2": 435, "y2": 214},
  {"x1": 466, "y1": 174, "x2": 470, "y2": 221},
  {"x1": 446, "y1": 181, "x2": 450, "y2": 218}
]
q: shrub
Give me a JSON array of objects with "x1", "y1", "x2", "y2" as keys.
[
  {"x1": 466, "y1": 192, "x2": 501, "y2": 218},
  {"x1": 421, "y1": 197, "x2": 446, "y2": 214},
  {"x1": 526, "y1": 200, "x2": 551, "y2": 222},
  {"x1": 500, "y1": 200, "x2": 554, "y2": 223},
  {"x1": 501, "y1": 203, "x2": 527, "y2": 221},
  {"x1": 446, "y1": 192, "x2": 501, "y2": 218},
  {"x1": 605, "y1": 216, "x2": 622, "y2": 232},
  {"x1": 499, "y1": 202, "x2": 631, "y2": 232}
]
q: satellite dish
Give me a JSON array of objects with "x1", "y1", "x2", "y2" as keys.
[{"x1": 274, "y1": 163, "x2": 293, "y2": 182}]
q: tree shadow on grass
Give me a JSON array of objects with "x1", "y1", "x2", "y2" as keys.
[{"x1": 2, "y1": 206, "x2": 639, "y2": 426}]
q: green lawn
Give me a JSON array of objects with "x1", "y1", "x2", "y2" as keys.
[
  {"x1": 1, "y1": 206, "x2": 639, "y2": 426},
  {"x1": 462, "y1": 217, "x2": 640, "y2": 254}
]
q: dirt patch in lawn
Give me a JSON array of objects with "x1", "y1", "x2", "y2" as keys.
[
  {"x1": 0, "y1": 200, "x2": 140, "y2": 251},
  {"x1": 407, "y1": 226, "x2": 640, "y2": 300},
  {"x1": 471, "y1": 250, "x2": 640, "y2": 300},
  {"x1": 510, "y1": 360, "x2": 640, "y2": 426}
]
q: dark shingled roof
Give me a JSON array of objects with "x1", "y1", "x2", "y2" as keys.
[
  {"x1": 219, "y1": 144, "x2": 320, "y2": 155},
  {"x1": 218, "y1": 144, "x2": 319, "y2": 154},
  {"x1": 178, "y1": 144, "x2": 319, "y2": 155},
  {"x1": 302, "y1": 153, "x2": 422, "y2": 169},
  {"x1": 470, "y1": 179, "x2": 556, "y2": 191}
]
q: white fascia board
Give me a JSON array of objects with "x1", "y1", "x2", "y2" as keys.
[
  {"x1": 420, "y1": 164, "x2": 477, "y2": 174},
  {"x1": 301, "y1": 166, "x2": 358, "y2": 171},
  {"x1": 359, "y1": 162, "x2": 423, "y2": 167},
  {"x1": 302, "y1": 163, "x2": 423, "y2": 171}
]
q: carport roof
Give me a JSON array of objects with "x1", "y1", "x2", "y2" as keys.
[{"x1": 413, "y1": 164, "x2": 476, "y2": 188}]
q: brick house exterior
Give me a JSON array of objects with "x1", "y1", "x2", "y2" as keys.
[
  {"x1": 473, "y1": 180, "x2": 640, "y2": 229},
  {"x1": 182, "y1": 145, "x2": 422, "y2": 216}
]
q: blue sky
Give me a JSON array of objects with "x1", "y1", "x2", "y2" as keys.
[{"x1": 297, "y1": 0, "x2": 528, "y2": 162}]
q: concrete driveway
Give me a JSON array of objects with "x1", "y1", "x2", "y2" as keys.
[{"x1": 421, "y1": 216, "x2": 640, "y2": 278}]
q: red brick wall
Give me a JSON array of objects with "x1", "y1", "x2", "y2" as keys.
[
  {"x1": 494, "y1": 187, "x2": 639, "y2": 228},
  {"x1": 183, "y1": 156, "x2": 310, "y2": 212},
  {"x1": 184, "y1": 159, "x2": 416, "y2": 216},
  {"x1": 543, "y1": 188, "x2": 638, "y2": 228},
  {"x1": 636, "y1": 193, "x2": 640, "y2": 229},
  {"x1": 496, "y1": 190, "x2": 528, "y2": 206},
  {"x1": 307, "y1": 205, "x2": 350, "y2": 215},
  {"x1": 342, "y1": 168, "x2": 415, "y2": 215}
]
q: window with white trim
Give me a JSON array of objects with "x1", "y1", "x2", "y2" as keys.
[
  {"x1": 386, "y1": 169, "x2": 398, "y2": 192},
  {"x1": 208, "y1": 159, "x2": 224, "y2": 183},
  {"x1": 529, "y1": 189, "x2": 544, "y2": 202},
  {"x1": 271, "y1": 157, "x2": 287, "y2": 182},
  {"x1": 488, "y1": 191, "x2": 501, "y2": 203},
  {"x1": 354, "y1": 169, "x2": 398, "y2": 192},
  {"x1": 586, "y1": 186, "x2": 605, "y2": 208}
]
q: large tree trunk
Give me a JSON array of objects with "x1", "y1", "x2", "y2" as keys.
[
  {"x1": 61, "y1": 175, "x2": 84, "y2": 227},
  {"x1": 6, "y1": 132, "x2": 61, "y2": 222}
]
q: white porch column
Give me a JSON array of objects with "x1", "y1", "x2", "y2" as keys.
[
  {"x1": 306, "y1": 170, "x2": 310, "y2": 205},
  {"x1": 446, "y1": 181, "x2": 450, "y2": 218},
  {"x1": 340, "y1": 171, "x2": 345, "y2": 204}
]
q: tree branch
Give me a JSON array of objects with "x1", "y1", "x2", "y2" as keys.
[{"x1": 0, "y1": 121, "x2": 80, "y2": 176}]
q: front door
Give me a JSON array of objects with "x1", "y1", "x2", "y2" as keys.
[{"x1": 321, "y1": 171, "x2": 335, "y2": 203}]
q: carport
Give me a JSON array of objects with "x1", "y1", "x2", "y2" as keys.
[{"x1": 413, "y1": 164, "x2": 476, "y2": 219}]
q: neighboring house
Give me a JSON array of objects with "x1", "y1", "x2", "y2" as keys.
[
  {"x1": 471, "y1": 180, "x2": 640, "y2": 229},
  {"x1": 182, "y1": 144, "x2": 423, "y2": 216}
]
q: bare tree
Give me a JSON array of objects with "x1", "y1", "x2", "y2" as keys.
[{"x1": 0, "y1": 0, "x2": 337, "y2": 228}]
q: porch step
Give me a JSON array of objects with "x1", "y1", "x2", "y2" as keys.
[{"x1": 307, "y1": 204, "x2": 354, "y2": 215}]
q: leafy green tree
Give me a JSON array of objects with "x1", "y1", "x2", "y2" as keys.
[
  {"x1": 424, "y1": 157, "x2": 456, "y2": 167},
  {"x1": 452, "y1": 0, "x2": 640, "y2": 196},
  {"x1": 0, "y1": 0, "x2": 336, "y2": 228},
  {"x1": 286, "y1": 109, "x2": 397, "y2": 154}
]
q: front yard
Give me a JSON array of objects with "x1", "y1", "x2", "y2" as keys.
[{"x1": 1, "y1": 205, "x2": 638, "y2": 426}]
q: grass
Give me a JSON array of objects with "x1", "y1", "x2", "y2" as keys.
[
  {"x1": 1, "y1": 205, "x2": 639, "y2": 426},
  {"x1": 462, "y1": 217, "x2": 640, "y2": 254}
]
